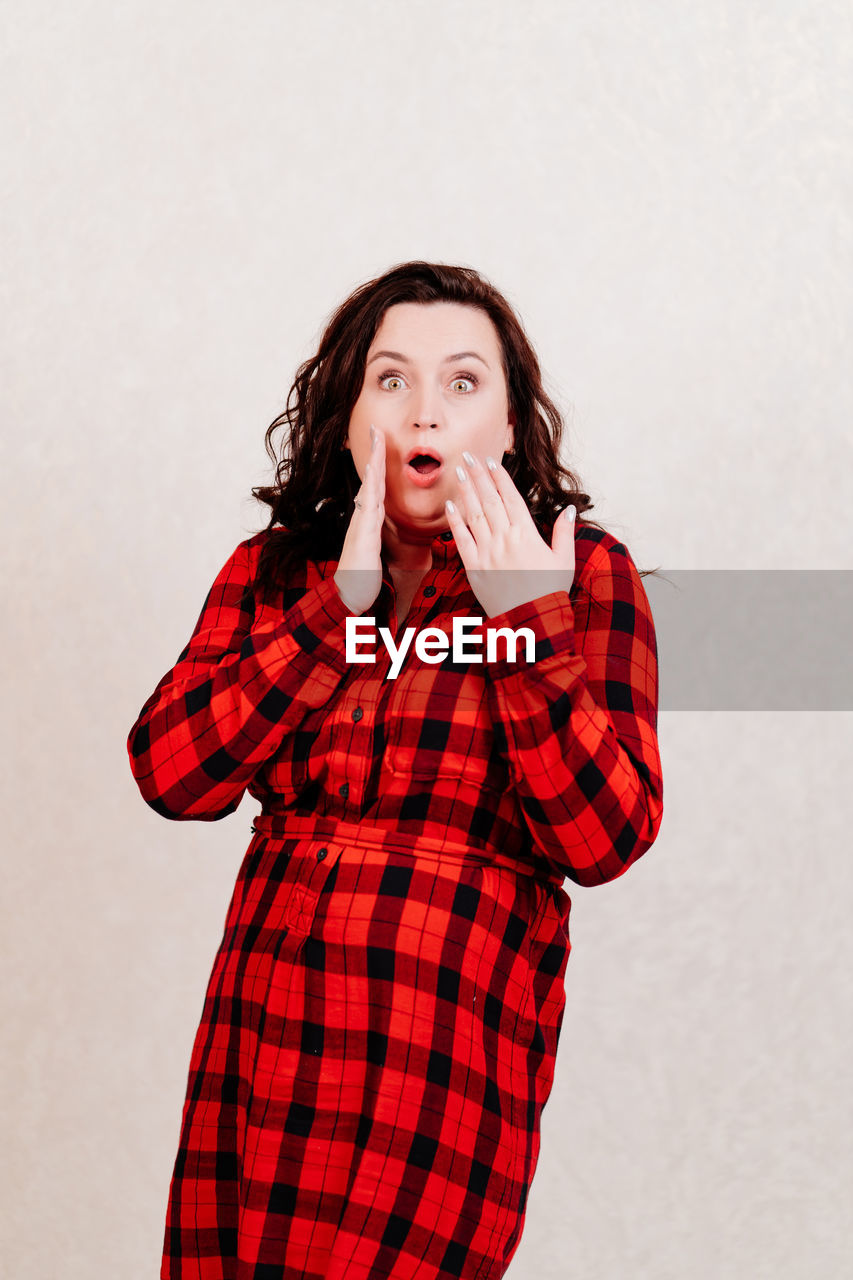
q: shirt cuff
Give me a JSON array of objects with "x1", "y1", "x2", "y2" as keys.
[{"x1": 482, "y1": 590, "x2": 578, "y2": 681}]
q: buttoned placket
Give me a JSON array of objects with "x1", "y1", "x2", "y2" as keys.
[
  {"x1": 380, "y1": 528, "x2": 459, "y2": 641},
  {"x1": 329, "y1": 530, "x2": 460, "y2": 816}
]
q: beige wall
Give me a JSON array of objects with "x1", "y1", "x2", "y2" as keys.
[{"x1": 3, "y1": 2, "x2": 851, "y2": 1276}]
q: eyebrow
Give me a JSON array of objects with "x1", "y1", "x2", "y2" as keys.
[{"x1": 366, "y1": 349, "x2": 491, "y2": 369}]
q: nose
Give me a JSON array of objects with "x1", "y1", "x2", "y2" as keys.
[{"x1": 412, "y1": 384, "x2": 443, "y2": 430}]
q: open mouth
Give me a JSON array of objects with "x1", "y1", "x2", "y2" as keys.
[
  {"x1": 408, "y1": 454, "x2": 442, "y2": 474},
  {"x1": 404, "y1": 446, "x2": 445, "y2": 474},
  {"x1": 403, "y1": 446, "x2": 445, "y2": 487}
]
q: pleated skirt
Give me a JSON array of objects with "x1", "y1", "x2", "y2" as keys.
[{"x1": 161, "y1": 815, "x2": 571, "y2": 1280}]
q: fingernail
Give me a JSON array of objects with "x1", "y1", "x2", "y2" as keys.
[
  {"x1": 462, "y1": 450, "x2": 476, "y2": 467},
  {"x1": 446, "y1": 500, "x2": 456, "y2": 514},
  {"x1": 485, "y1": 456, "x2": 497, "y2": 471},
  {"x1": 455, "y1": 465, "x2": 467, "y2": 483},
  {"x1": 565, "y1": 504, "x2": 576, "y2": 521},
  {"x1": 365, "y1": 462, "x2": 371, "y2": 473}
]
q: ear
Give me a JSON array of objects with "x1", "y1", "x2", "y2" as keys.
[{"x1": 504, "y1": 414, "x2": 515, "y2": 454}]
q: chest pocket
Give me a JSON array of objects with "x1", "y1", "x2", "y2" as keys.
[{"x1": 383, "y1": 654, "x2": 511, "y2": 794}]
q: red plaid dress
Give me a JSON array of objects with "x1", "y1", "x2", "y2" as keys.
[{"x1": 127, "y1": 520, "x2": 663, "y2": 1280}]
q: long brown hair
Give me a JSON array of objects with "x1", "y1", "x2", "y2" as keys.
[{"x1": 252, "y1": 260, "x2": 643, "y2": 594}]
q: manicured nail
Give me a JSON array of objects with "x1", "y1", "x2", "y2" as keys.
[
  {"x1": 446, "y1": 500, "x2": 456, "y2": 514},
  {"x1": 455, "y1": 465, "x2": 467, "y2": 483},
  {"x1": 565, "y1": 504, "x2": 576, "y2": 521},
  {"x1": 485, "y1": 456, "x2": 497, "y2": 471},
  {"x1": 462, "y1": 450, "x2": 476, "y2": 467}
]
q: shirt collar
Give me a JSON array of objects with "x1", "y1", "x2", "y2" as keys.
[{"x1": 431, "y1": 527, "x2": 459, "y2": 566}]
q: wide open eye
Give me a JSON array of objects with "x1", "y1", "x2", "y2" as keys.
[
  {"x1": 450, "y1": 374, "x2": 479, "y2": 393},
  {"x1": 378, "y1": 371, "x2": 407, "y2": 391}
]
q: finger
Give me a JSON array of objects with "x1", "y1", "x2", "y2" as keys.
[
  {"x1": 444, "y1": 498, "x2": 479, "y2": 566},
  {"x1": 461, "y1": 451, "x2": 511, "y2": 534},
  {"x1": 361, "y1": 424, "x2": 382, "y2": 474},
  {"x1": 453, "y1": 464, "x2": 492, "y2": 546},
  {"x1": 483, "y1": 455, "x2": 532, "y2": 523},
  {"x1": 550, "y1": 503, "x2": 578, "y2": 568},
  {"x1": 376, "y1": 433, "x2": 387, "y2": 512},
  {"x1": 360, "y1": 433, "x2": 386, "y2": 514},
  {"x1": 375, "y1": 426, "x2": 386, "y2": 484}
]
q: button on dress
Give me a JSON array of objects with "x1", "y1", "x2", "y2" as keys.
[{"x1": 127, "y1": 521, "x2": 664, "y2": 1280}]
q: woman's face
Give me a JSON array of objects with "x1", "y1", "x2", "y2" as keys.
[{"x1": 346, "y1": 302, "x2": 515, "y2": 539}]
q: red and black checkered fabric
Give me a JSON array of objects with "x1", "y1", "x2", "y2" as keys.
[{"x1": 127, "y1": 521, "x2": 663, "y2": 1279}]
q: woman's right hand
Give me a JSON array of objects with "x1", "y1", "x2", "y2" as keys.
[{"x1": 334, "y1": 424, "x2": 385, "y2": 615}]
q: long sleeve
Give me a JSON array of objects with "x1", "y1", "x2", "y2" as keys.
[
  {"x1": 127, "y1": 536, "x2": 352, "y2": 821},
  {"x1": 482, "y1": 537, "x2": 664, "y2": 887}
]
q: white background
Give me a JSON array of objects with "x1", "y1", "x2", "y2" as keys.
[{"x1": 2, "y1": 2, "x2": 851, "y2": 1276}]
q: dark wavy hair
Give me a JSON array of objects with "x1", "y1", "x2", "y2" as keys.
[{"x1": 252, "y1": 260, "x2": 646, "y2": 594}]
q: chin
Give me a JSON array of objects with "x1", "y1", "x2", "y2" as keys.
[{"x1": 387, "y1": 502, "x2": 445, "y2": 532}]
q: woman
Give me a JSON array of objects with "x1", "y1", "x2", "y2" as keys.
[{"x1": 128, "y1": 260, "x2": 664, "y2": 1280}]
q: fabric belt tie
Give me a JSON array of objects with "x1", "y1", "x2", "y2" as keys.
[{"x1": 250, "y1": 811, "x2": 562, "y2": 888}]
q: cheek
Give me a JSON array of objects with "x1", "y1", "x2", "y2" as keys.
[
  {"x1": 472, "y1": 419, "x2": 508, "y2": 453},
  {"x1": 347, "y1": 404, "x2": 370, "y2": 451}
]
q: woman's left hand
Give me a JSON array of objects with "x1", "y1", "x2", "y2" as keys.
[{"x1": 445, "y1": 451, "x2": 577, "y2": 618}]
